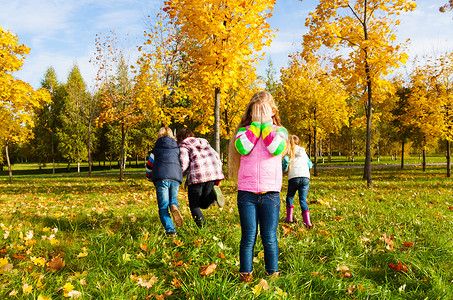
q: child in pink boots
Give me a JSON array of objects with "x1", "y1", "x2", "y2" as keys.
[{"x1": 282, "y1": 135, "x2": 313, "y2": 229}]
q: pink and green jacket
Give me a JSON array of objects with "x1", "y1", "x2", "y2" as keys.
[{"x1": 235, "y1": 121, "x2": 288, "y2": 193}]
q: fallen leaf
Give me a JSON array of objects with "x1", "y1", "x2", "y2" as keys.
[
  {"x1": 199, "y1": 263, "x2": 216, "y2": 276},
  {"x1": 336, "y1": 265, "x2": 352, "y2": 278},
  {"x1": 252, "y1": 279, "x2": 269, "y2": 295},
  {"x1": 282, "y1": 224, "x2": 292, "y2": 235},
  {"x1": 173, "y1": 240, "x2": 184, "y2": 246},
  {"x1": 388, "y1": 261, "x2": 409, "y2": 273},
  {"x1": 217, "y1": 252, "x2": 226, "y2": 259},
  {"x1": 401, "y1": 241, "x2": 413, "y2": 251},
  {"x1": 22, "y1": 283, "x2": 33, "y2": 295},
  {"x1": 257, "y1": 279, "x2": 269, "y2": 290},
  {"x1": 32, "y1": 257, "x2": 47, "y2": 267},
  {"x1": 347, "y1": 285, "x2": 355, "y2": 294},
  {"x1": 47, "y1": 256, "x2": 65, "y2": 272},
  {"x1": 140, "y1": 244, "x2": 149, "y2": 252},
  {"x1": 382, "y1": 233, "x2": 394, "y2": 251},
  {"x1": 318, "y1": 230, "x2": 330, "y2": 237},
  {"x1": 0, "y1": 257, "x2": 13, "y2": 272},
  {"x1": 137, "y1": 276, "x2": 158, "y2": 288},
  {"x1": 171, "y1": 278, "x2": 181, "y2": 288}
]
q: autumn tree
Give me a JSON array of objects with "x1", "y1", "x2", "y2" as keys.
[
  {"x1": 404, "y1": 64, "x2": 443, "y2": 171},
  {"x1": 424, "y1": 53, "x2": 453, "y2": 177},
  {"x1": 0, "y1": 27, "x2": 50, "y2": 182},
  {"x1": 302, "y1": 0, "x2": 416, "y2": 186},
  {"x1": 92, "y1": 31, "x2": 145, "y2": 181},
  {"x1": 136, "y1": 11, "x2": 188, "y2": 130},
  {"x1": 163, "y1": 0, "x2": 275, "y2": 154},
  {"x1": 280, "y1": 53, "x2": 350, "y2": 175},
  {"x1": 440, "y1": 0, "x2": 453, "y2": 12}
]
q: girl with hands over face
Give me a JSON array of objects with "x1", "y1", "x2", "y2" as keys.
[{"x1": 228, "y1": 91, "x2": 288, "y2": 282}]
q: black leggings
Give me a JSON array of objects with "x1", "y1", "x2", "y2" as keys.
[{"x1": 187, "y1": 181, "x2": 216, "y2": 227}]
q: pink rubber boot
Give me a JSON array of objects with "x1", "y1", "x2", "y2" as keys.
[
  {"x1": 302, "y1": 210, "x2": 313, "y2": 229},
  {"x1": 284, "y1": 206, "x2": 294, "y2": 223}
]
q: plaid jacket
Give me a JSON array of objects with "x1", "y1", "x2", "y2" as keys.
[{"x1": 179, "y1": 137, "x2": 224, "y2": 185}]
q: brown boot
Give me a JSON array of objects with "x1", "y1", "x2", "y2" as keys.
[
  {"x1": 170, "y1": 205, "x2": 184, "y2": 227},
  {"x1": 239, "y1": 272, "x2": 253, "y2": 283}
]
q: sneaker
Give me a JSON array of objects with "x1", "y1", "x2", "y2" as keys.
[
  {"x1": 213, "y1": 185, "x2": 225, "y2": 208},
  {"x1": 170, "y1": 205, "x2": 184, "y2": 227}
]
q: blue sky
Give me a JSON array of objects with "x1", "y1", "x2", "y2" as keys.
[{"x1": 1, "y1": 0, "x2": 452, "y2": 89}]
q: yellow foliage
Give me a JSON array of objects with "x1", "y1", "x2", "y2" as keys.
[{"x1": 0, "y1": 27, "x2": 50, "y2": 159}]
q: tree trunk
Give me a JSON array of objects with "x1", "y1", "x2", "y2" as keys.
[
  {"x1": 313, "y1": 110, "x2": 318, "y2": 177},
  {"x1": 52, "y1": 132, "x2": 55, "y2": 174},
  {"x1": 328, "y1": 134, "x2": 332, "y2": 163},
  {"x1": 88, "y1": 120, "x2": 92, "y2": 177},
  {"x1": 214, "y1": 87, "x2": 221, "y2": 154},
  {"x1": 401, "y1": 140, "x2": 405, "y2": 169},
  {"x1": 447, "y1": 140, "x2": 451, "y2": 178},
  {"x1": 5, "y1": 143, "x2": 13, "y2": 183},
  {"x1": 363, "y1": 73, "x2": 373, "y2": 187},
  {"x1": 362, "y1": 2, "x2": 372, "y2": 187},
  {"x1": 119, "y1": 122, "x2": 125, "y2": 182},
  {"x1": 422, "y1": 148, "x2": 426, "y2": 172}
]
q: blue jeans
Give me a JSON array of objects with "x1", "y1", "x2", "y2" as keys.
[
  {"x1": 155, "y1": 180, "x2": 180, "y2": 233},
  {"x1": 286, "y1": 177, "x2": 310, "y2": 211},
  {"x1": 237, "y1": 191, "x2": 280, "y2": 275}
]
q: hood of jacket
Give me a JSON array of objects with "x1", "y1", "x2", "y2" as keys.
[
  {"x1": 155, "y1": 135, "x2": 178, "y2": 150},
  {"x1": 179, "y1": 137, "x2": 211, "y2": 150}
]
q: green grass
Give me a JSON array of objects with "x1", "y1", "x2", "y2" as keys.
[{"x1": 1, "y1": 164, "x2": 452, "y2": 299}]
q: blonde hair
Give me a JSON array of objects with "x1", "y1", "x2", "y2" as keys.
[
  {"x1": 157, "y1": 127, "x2": 175, "y2": 140},
  {"x1": 287, "y1": 135, "x2": 300, "y2": 169},
  {"x1": 228, "y1": 91, "x2": 282, "y2": 179}
]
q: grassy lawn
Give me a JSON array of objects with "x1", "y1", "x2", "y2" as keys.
[{"x1": 0, "y1": 163, "x2": 452, "y2": 299}]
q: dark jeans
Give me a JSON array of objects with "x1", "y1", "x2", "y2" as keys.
[
  {"x1": 187, "y1": 181, "x2": 216, "y2": 227},
  {"x1": 285, "y1": 177, "x2": 310, "y2": 211},
  {"x1": 237, "y1": 191, "x2": 280, "y2": 275}
]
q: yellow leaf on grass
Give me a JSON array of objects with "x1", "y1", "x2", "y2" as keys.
[
  {"x1": 252, "y1": 279, "x2": 269, "y2": 295},
  {"x1": 0, "y1": 257, "x2": 13, "y2": 273},
  {"x1": 63, "y1": 282, "x2": 74, "y2": 293},
  {"x1": 173, "y1": 239, "x2": 184, "y2": 246},
  {"x1": 38, "y1": 295, "x2": 52, "y2": 300},
  {"x1": 32, "y1": 257, "x2": 47, "y2": 267},
  {"x1": 199, "y1": 263, "x2": 216, "y2": 276},
  {"x1": 77, "y1": 247, "x2": 88, "y2": 258},
  {"x1": 22, "y1": 283, "x2": 33, "y2": 294}
]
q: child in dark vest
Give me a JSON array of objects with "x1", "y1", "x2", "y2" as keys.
[{"x1": 146, "y1": 127, "x2": 184, "y2": 237}]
